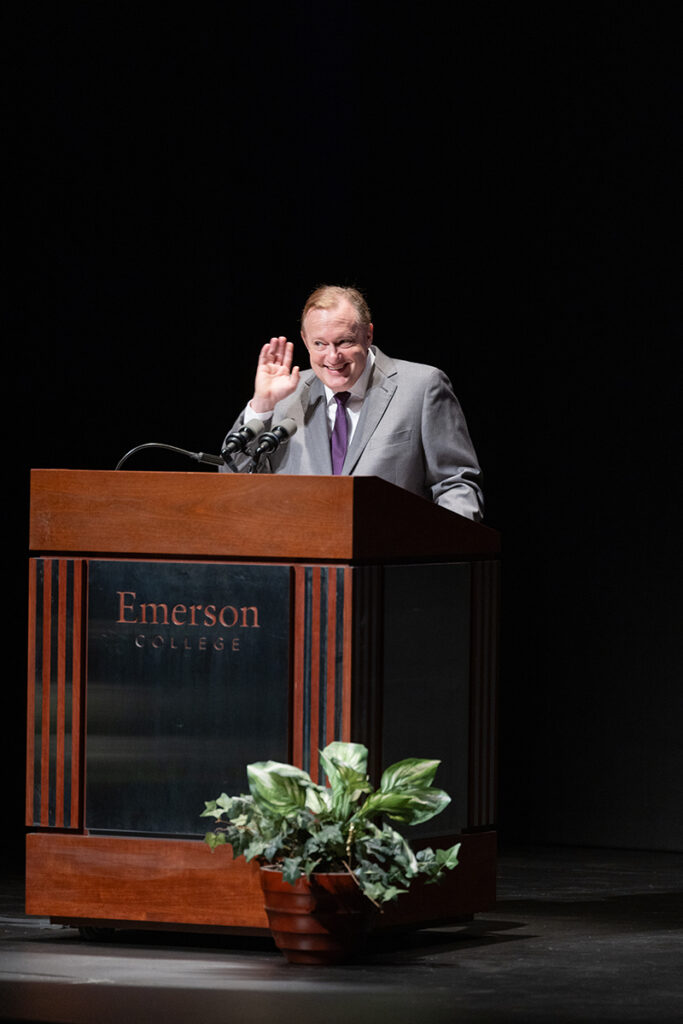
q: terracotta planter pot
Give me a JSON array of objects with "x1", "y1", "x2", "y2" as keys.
[{"x1": 259, "y1": 866, "x2": 373, "y2": 965}]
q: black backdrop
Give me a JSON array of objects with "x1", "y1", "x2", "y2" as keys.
[{"x1": 7, "y1": 5, "x2": 682, "y2": 867}]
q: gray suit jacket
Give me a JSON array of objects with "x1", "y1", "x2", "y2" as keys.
[{"x1": 222, "y1": 346, "x2": 483, "y2": 521}]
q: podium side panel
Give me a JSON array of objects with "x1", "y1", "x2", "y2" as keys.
[{"x1": 381, "y1": 562, "x2": 472, "y2": 836}]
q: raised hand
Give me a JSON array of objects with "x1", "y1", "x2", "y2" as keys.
[{"x1": 251, "y1": 337, "x2": 301, "y2": 413}]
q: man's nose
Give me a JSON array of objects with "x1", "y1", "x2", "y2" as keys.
[{"x1": 326, "y1": 346, "x2": 343, "y2": 362}]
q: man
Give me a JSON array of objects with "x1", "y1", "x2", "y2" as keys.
[{"x1": 221, "y1": 285, "x2": 484, "y2": 521}]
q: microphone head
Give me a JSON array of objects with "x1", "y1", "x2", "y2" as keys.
[
  {"x1": 273, "y1": 418, "x2": 298, "y2": 442},
  {"x1": 221, "y1": 418, "x2": 267, "y2": 458},
  {"x1": 253, "y1": 418, "x2": 298, "y2": 458},
  {"x1": 242, "y1": 419, "x2": 266, "y2": 441}
]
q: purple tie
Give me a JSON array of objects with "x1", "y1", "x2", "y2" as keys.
[{"x1": 330, "y1": 392, "x2": 350, "y2": 475}]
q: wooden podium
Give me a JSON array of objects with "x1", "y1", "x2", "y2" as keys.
[{"x1": 26, "y1": 470, "x2": 500, "y2": 933}]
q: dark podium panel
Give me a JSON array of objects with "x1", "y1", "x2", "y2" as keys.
[
  {"x1": 26, "y1": 470, "x2": 500, "y2": 933},
  {"x1": 85, "y1": 560, "x2": 291, "y2": 836}
]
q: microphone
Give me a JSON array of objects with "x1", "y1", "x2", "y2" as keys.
[
  {"x1": 220, "y1": 419, "x2": 266, "y2": 458},
  {"x1": 252, "y1": 418, "x2": 298, "y2": 459}
]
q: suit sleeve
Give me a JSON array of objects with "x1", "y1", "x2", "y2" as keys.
[{"x1": 421, "y1": 370, "x2": 484, "y2": 521}]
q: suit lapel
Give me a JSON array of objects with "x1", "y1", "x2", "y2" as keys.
[
  {"x1": 343, "y1": 348, "x2": 397, "y2": 474},
  {"x1": 300, "y1": 376, "x2": 333, "y2": 473}
]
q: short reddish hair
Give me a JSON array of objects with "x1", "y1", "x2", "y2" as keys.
[{"x1": 301, "y1": 285, "x2": 372, "y2": 329}]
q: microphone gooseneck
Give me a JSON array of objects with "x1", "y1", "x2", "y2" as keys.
[{"x1": 115, "y1": 443, "x2": 224, "y2": 470}]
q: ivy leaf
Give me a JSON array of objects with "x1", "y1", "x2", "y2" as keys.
[
  {"x1": 200, "y1": 792, "x2": 236, "y2": 818},
  {"x1": 359, "y1": 879, "x2": 398, "y2": 904},
  {"x1": 276, "y1": 857, "x2": 300, "y2": 885},
  {"x1": 436, "y1": 843, "x2": 461, "y2": 871},
  {"x1": 354, "y1": 822, "x2": 418, "y2": 884},
  {"x1": 379, "y1": 884, "x2": 405, "y2": 903},
  {"x1": 243, "y1": 836, "x2": 272, "y2": 862},
  {"x1": 416, "y1": 842, "x2": 461, "y2": 882},
  {"x1": 303, "y1": 823, "x2": 346, "y2": 867},
  {"x1": 204, "y1": 831, "x2": 227, "y2": 851}
]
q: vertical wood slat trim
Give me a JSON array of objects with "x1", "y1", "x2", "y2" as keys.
[
  {"x1": 25, "y1": 560, "x2": 37, "y2": 826},
  {"x1": 291, "y1": 567, "x2": 307, "y2": 769},
  {"x1": 71, "y1": 560, "x2": 83, "y2": 829},
  {"x1": 488, "y1": 560, "x2": 501, "y2": 825},
  {"x1": 470, "y1": 560, "x2": 485, "y2": 828},
  {"x1": 55, "y1": 560, "x2": 67, "y2": 827},
  {"x1": 308, "y1": 569, "x2": 322, "y2": 782},
  {"x1": 341, "y1": 567, "x2": 353, "y2": 742},
  {"x1": 27, "y1": 557, "x2": 85, "y2": 829},
  {"x1": 469, "y1": 561, "x2": 481, "y2": 827},
  {"x1": 468, "y1": 560, "x2": 500, "y2": 828},
  {"x1": 479, "y1": 562, "x2": 488, "y2": 825},
  {"x1": 40, "y1": 561, "x2": 52, "y2": 824},
  {"x1": 291, "y1": 566, "x2": 352, "y2": 775},
  {"x1": 325, "y1": 569, "x2": 338, "y2": 747}
]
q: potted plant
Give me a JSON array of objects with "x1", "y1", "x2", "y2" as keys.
[{"x1": 201, "y1": 740, "x2": 461, "y2": 963}]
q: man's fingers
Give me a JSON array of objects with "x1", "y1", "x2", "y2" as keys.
[
  {"x1": 259, "y1": 337, "x2": 294, "y2": 371},
  {"x1": 280, "y1": 340, "x2": 294, "y2": 371},
  {"x1": 259, "y1": 336, "x2": 290, "y2": 365}
]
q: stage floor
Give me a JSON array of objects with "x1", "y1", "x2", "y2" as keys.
[{"x1": 1, "y1": 845, "x2": 682, "y2": 1023}]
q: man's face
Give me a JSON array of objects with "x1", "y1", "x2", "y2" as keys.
[{"x1": 301, "y1": 299, "x2": 374, "y2": 393}]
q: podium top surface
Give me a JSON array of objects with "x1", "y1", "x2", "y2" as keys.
[{"x1": 29, "y1": 469, "x2": 500, "y2": 562}]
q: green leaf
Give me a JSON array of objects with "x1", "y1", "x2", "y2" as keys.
[
  {"x1": 359, "y1": 879, "x2": 406, "y2": 904},
  {"x1": 200, "y1": 792, "x2": 235, "y2": 818},
  {"x1": 203, "y1": 830, "x2": 227, "y2": 851},
  {"x1": 359, "y1": 786, "x2": 451, "y2": 825},
  {"x1": 320, "y1": 742, "x2": 369, "y2": 776},
  {"x1": 243, "y1": 837, "x2": 270, "y2": 862},
  {"x1": 281, "y1": 857, "x2": 303, "y2": 885},
  {"x1": 436, "y1": 843, "x2": 461, "y2": 871},
  {"x1": 302, "y1": 823, "x2": 346, "y2": 868},
  {"x1": 319, "y1": 743, "x2": 372, "y2": 821},
  {"x1": 368, "y1": 823, "x2": 418, "y2": 875},
  {"x1": 306, "y1": 822, "x2": 345, "y2": 850},
  {"x1": 379, "y1": 758, "x2": 441, "y2": 793},
  {"x1": 416, "y1": 842, "x2": 461, "y2": 882},
  {"x1": 247, "y1": 762, "x2": 313, "y2": 817},
  {"x1": 305, "y1": 786, "x2": 332, "y2": 815}
]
